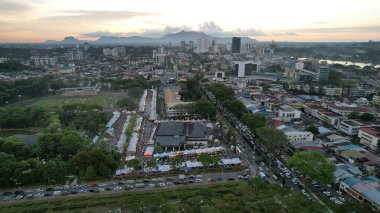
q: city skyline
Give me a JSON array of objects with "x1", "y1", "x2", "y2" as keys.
[{"x1": 0, "y1": 0, "x2": 380, "y2": 43}]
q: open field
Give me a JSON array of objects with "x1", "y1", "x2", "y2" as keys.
[
  {"x1": 10, "y1": 92, "x2": 129, "y2": 108},
  {"x1": 0, "y1": 179, "x2": 328, "y2": 213}
]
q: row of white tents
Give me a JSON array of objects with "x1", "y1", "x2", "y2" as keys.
[{"x1": 138, "y1": 89, "x2": 148, "y2": 112}]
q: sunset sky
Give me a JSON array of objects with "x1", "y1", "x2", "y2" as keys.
[{"x1": 0, "y1": 0, "x2": 379, "y2": 42}]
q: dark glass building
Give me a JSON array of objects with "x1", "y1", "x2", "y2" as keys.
[{"x1": 232, "y1": 37, "x2": 241, "y2": 53}]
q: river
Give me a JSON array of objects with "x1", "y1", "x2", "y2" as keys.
[{"x1": 298, "y1": 58, "x2": 380, "y2": 68}]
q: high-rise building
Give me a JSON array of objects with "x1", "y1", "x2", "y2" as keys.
[
  {"x1": 152, "y1": 50, "x2": 157, "y2": 59},
  {"x1": 84, "y1": 42, "x2": 89, "y2": 51},
  {"x1": 195, "y1": 39, "x2": 211, "y2": 53},
  {"x1": 232, "y1": 37, "x2": 241, "y2": 53},
  {"x1": 316, "y1": 66, "x2": 330, "y2": 81},
  {"x1": 66, "y1": 48, "x2": 83, "y2": 61},
  {"x1": 233, "y1": 61, "x2": 260, "y2": 77},
  {"x1": 155, "y1": 54, "x2": 166, "y2": 65}
]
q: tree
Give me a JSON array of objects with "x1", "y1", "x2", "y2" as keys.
[
  {"x1": 85, "y1": 165, "x2": 97, "y2": 178},
  {"x1": 226, "y1": 127, "x2": 237, "y2": 148},
  {"x1": 128, "y1": 87, "x2": 144, "y2": 98},
  {"x1": 198, "y1": 153, "x2": 212, "y2": 167},
  {"x1": 193, "y1": 100, "x2": 216, "y2": 120},
  {"x1": 256, "y1": 126, "x2": 288, "y2": 153},
  {"x1": 305, "y1": 125, "x2": 319, "y2": 135},
  {"x1": 0, "y1": 152, "x2": 18, "y2": 187},
  {"x1": 127, "y1": 158, "x2": 141, "y2": 170},
  {"x1": 347, "y1": 112, "x2": 359, "y2": 119},
  {"x1": 207, "y1": 83, "x2": 235, "y2": 103},
  {"x1": 361, "y1": 112, "x2": 375, "y2": 121},
  {"x1": 98, "y1": 162, "x2": 112, "y2": 177},
  {"x1": 147, "y1": 161, "x2": 157, "y2": 168},
  {"x1": 116, "y1": 97, "x2": 138, "y2": 110},
  {"x1": 241, "y1": 113, "x2": 267, "y2": 133},
  {"x1": 223, "y1": 100, "x2": 246, "y2": 118},
  {"x1": 287, "y1": 152, "x2": 335, "y2": 184},
  {"x1": 170, "y1": 156, "x2": 183, "y2": 170}
]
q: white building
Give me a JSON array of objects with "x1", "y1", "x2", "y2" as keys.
[
  {"x1": 358, "y1": 128, "x2": 380, "y2": 150},
  {"x1": 155, "y1": 54, "x2": 166, "y2": 65},
  {"x1": 337, "y1": 119, "x2": 374, "y2": 136},
  {"x1": 0, "y1": 57, "x2": 7, "y2": 63},
  {"x1": 273, "y1": 121, "x2": 313, "y2": 142},
  {"x1": 323, "y1": 86, "x2": 342, "y2": 96},
  {"x1": 277, "y1": 104, "x2": 301, "y2": 121},
  {"x1": 195, "y1": 39, "x2": 211, "y2": 53},
  {"x1": 152, "y1": 50, "x2": 157, "y2": 59},
  {"x1": 233, "y1": 61, "x2": 260, "y2": 77},
  {"x1": 295, "y1": 62, "x2": 304, "y2": 70},
  {"x1": 31, "y1": 56, "x2": 57, "y2": 66}
]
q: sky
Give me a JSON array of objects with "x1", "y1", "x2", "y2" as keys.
[{"x1": 0, "y1": 0, "x2": 379, "y2": 42}]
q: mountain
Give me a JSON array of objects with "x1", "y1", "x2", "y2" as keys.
[
  {"x1": 44, "y1": 31, "x2": 257, "y2": 44},
  {"x1": 159, "y1": 30, "x2": 212, "y2": 42},
  {"x1": 45, "y1": 36, "x2": 86, "y2": 44}
]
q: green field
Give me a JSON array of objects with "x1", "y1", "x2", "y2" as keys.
[
  {"x1": 29, "y1": 92, "x2": 129, "y2": 108},
  {"x1": 0, "y1": 180, "x2": 332, "y2": 213}
]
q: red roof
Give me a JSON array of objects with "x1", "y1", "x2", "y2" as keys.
[
  {"x1": 360, "y1": 128, "x2": 380, "y2": 138},
  {"x1": 272, "y1": 120, "x2": 285, "y2": 128}
]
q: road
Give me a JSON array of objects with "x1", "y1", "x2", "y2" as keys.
[
  {"x1": 0, "y1": 170, "x2": 250, "y2": 203},
  {"x1": 201, "y1": 85, "x2": 334, "y2": 212}
]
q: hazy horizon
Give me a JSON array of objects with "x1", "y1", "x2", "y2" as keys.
[{"x1": 0, "y1": 0, "x2": 380, "y2": 43}]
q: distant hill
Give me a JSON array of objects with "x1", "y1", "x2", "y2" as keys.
[{"x1": 44, "y1": 31, "x2": 257, "y2": 44}]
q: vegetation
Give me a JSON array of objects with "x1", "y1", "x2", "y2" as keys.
[
  {"x1": 116, "y1": 97, "x2": 138, "y2": 110},
  {"x1": 0, "y1": 77, "x2": 49, "y2": 105},
  {"x1": 288, "y1": 152, "x2": 335, "y2": 184},
  {"x1": 207, "y1": 83, "x2": 235, "y2": 103},
  {"x1": 305, "y1": 125, "x2": 320, "y2": 135},
  {"x1": 0, "y1": 60, "x2": 28, "y2": 72},
  {"x1": 180, "y1": 78, "x2": 202, "y2": 101},
  {"x1": 222, "y1": 100, "x2": 246, "y2": 118},
  {"x1": 0, "y1": 179, "x2": 329, "y2": 212},
  {"x1": 241, "y1": 113, "x2": 267, "y2": 133},
  {"x1": 192, "y1": 100, "x2": 216, "y2": 120},
  {"x1": 256, "y1": 126, "x2": 288, "y2": 153},
  {"x1": 347, "y1": 112, "x2": 376, "y2": 121}
]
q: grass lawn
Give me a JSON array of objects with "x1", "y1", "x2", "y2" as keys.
[
  {"x1": 30, "y1": 92, "x2": 128, "y2": 108},
  {"x1": 0, "y1": 179, "x2": 330, "y2": 213}
]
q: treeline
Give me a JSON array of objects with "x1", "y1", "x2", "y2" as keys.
[
  {"x1": 0, "y1": 103, "x2": 110, "y2": 136},
  {"x1": 106, "y1": 77, "x2": 160, "y2": 91},
  {"x1": 0, "y1": 132, "x2": 120, "y2": 188},
  {"x1": 0, "y1": 60, "x2": 28, "y2": 72},
  {"x1": 0, "y1": 77, "x2": 49, "y2": 105}
]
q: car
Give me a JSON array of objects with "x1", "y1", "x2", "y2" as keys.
[
  {"x1": 46, "y1": 188, "x2": 53, "y2": 191},
  {"x1": 105, "y1": 187, "x2": 112, "y2": 191},
  {"x1": 174, "y1": 181, "x2": 182, "y2": 185},
  {"x1": 148, "y1": 184, "x2": 155, "y2": 188},
  {"x1": 217, "y1": 177, "x2": 223, "y2": 181},
  {"x1": 70, "y1": 190, "x2": 78, "y2": 194},
  {"x1": 335, "y1": 200, "x2": 343, "y2": 205},
  {"x1": 125, "y1": 185, "x2": 134, "y2": 190},
  {"x1": 336, "y1": 191, "x2": 342, "y2": 196},
  {"x1": 227, "y1": 177, "x2": 235, "y2": 181},
  {"x1": 188, "y1": 180, "x2": 195, "y2": 184},
  {"x1": 166, "y1": 177, "x2": 175, "y2": 181},
  {"x1": 2, "y1": 191, "x2": 12, "y2": 195},
  {"x1": 143, "y1": 179, "x2": 150, "y2": 183},
  {"x1": 14, "y1": 190, "x2": 24, "y2": 195},
  {"x1": 196, "y1": 179, "x2": 203, "y2": 183},
  {"x1": 99, "y1": 183, "x2": 107, "y2": 187},
  {"x1": 118, "y1": 182, "x2": 125, "y2": 185}
]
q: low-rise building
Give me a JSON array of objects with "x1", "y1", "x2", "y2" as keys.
[
  {"x1": 358, "y1": 128, "x2": 380, "y2": 150},
  {"x1": 337, "y1": 119, "x2": 374, "y2": 136},
  {"x1": 153, "y1": 121, "x2": 213, "y2": 151},
  {"x1": 323, "y1": 86, "x2": 342, "y2": 96},
  {"x1": 273, "y1": 121, "x2": 313, "y2": 142},
  {"x1": 276, "y1": 104, "x2": 301, "y2": 121},
  {"x1": 164, "y1": 86, "x2": 193, "y2": 118},
  {"x1": 304, "y1": 103, "x2": 342, "y2": 125},
  {"x1": 340, "y1": 176, "x2": 380, "y2": 210}
]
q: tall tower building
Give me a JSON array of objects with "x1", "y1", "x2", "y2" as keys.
[
  {"x1": 316, "y1": 66, "x2": 330, "y2": 81},
  {"x1": 232, "y1": 37, "x2": 241, "y2": 53}
]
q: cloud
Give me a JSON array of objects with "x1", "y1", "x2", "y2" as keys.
[
  {"x1": 37, "y1": 10, "x2": 160, "y2": 23},
  {"x1": 138, "y1": 25, "x2": 192, "y2": 37},
  {"x1": 313, "y1": 21, "x2": 330, "y2": 24},
  {"x1": 296, "y1": 25, "x2": 380, "y2": 33},
  {"x1": 198, "y1": 21, "x2": 224, "y2": 34},
  {"x1": 197, "y1": 21, "x2": 266, "y2": 37},
  {"x1": 0, "y1": 0, "x2": 32, "y2": 14},
  {"x1": 81, "y1": 31, "x2": 131, "y2": 38},
  {"x1": 271, "y1": 32, "x2": 298, "y2": 36}
]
